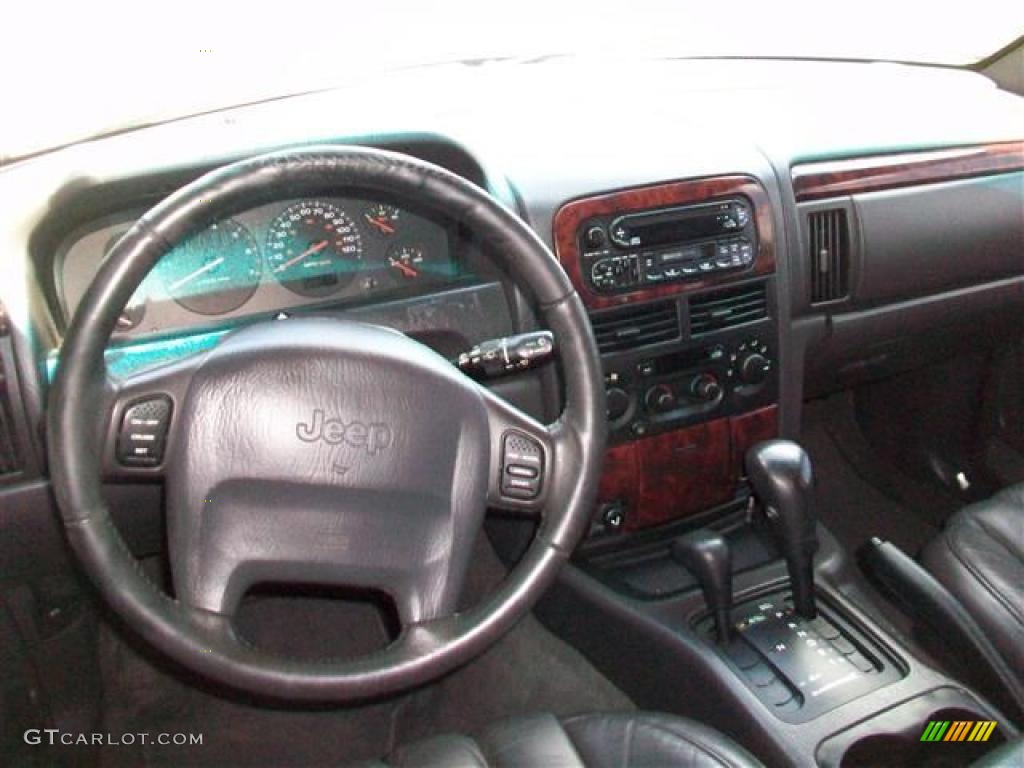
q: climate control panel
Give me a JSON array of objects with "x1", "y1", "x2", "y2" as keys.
[{"x1": 603, "y1": 333, "x2": 776, "y2": 442}]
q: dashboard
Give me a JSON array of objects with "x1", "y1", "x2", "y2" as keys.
[
  {"x1": 0, "y1": 57, "x2": 1021, "y2": 538},
  {"x1": 58, "y1": 196, "x2": 464, "y2": 340}
]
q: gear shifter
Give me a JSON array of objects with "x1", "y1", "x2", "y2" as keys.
[
  {"x1": 746, "y1": 440, "x2": 818, "y2": 618},
  {"x1": 672, "y1": 529, "x2": 733, "y2": 644}
]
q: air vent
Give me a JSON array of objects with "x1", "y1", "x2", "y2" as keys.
[
  {"x1": 0, "y1": 303, "x2": 24, "y2": 479},
  {"x1": 808, "y1": 208, "x2": 850, "y2": 304},
  {"x1": 590, "y1": 301, "x2": 680, "y2": 354},
  {"x1": 689, "y1": 283, "x2": 768, "y2": 335}
]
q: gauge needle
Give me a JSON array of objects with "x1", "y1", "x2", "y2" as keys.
[
  {"x1": 167, "y1": 256, "x2": 225, "y2": 292},
  {"x1": 276, "y1": 240, "x2": 329, "y2": 272},
  {"x1": 365, "y1": 214, "x2": 395, "y2": 234},
  {"x1": 389, "y1": 258, "x2": 419, "y2": 278}
]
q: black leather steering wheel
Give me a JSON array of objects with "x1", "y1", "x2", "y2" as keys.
[{"x1": 47, "y1": 147, "x2": 606, "y2": 701}]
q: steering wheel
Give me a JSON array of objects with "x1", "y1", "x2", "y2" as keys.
[{"x1": 47, "y1": 147, "x2": 606, "y2": 701}]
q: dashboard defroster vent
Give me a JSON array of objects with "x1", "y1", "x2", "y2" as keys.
[
  {"x1": 590, "y1": 301, "x2": 680, "y2": 354},
  {"x1": 808, "y1": 208, "x2": 850, "y2": 304},
  {"x1": 689, "y1": 283, "x2": 768, "y2": 336}
]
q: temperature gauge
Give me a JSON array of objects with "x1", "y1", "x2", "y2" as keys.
[{"x1": 364, "y1": 203, "x2": 401, "y2": 237}]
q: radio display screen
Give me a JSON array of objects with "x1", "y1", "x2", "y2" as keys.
[
  {"x1": 627, "y1": 216, "x2": 724, "y2": 247},
  {"x1": 611, "y1": 201, "x2": 747, "y2": 249}
]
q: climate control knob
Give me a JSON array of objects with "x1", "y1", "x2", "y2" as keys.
[
  {"x1": 690, "y1": 373, "x2": 723, "y2": 401},
  {"x1": 644, "y1": 384, "x2": 677, "y2": 414},
  {"x1": 739, "y1": 353, "x2": 771, "y2": 386},
  {"x1": 606, "y1": 387, "x2": 631, "y2": 420}
]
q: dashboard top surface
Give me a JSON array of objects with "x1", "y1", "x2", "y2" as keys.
[{"x1": 1, "y1": 57, "x2": 1022, "y2": 349}]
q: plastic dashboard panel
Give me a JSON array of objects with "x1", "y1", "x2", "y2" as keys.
[{"x1": 850, "y1": 172, "x2": 1024, "y2": 306}]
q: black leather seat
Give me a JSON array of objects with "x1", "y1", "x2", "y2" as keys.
[
  {"x1": 360, "y1": 712, "x2": 762, "y2": 767},
  {"x1": 921, "y1": 482, "x2": 1024, "y2": 680}
]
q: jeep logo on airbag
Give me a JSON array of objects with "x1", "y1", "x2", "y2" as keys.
[{"x1": 296, "y1": 410, "x2": 393, "y2": 455}]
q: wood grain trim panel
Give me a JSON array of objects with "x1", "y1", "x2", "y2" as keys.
[
  {"x1": 791, "y1": 141, "x2": 1024, "y2": 202},
  {"x1": 730, "y1": 404, "x2": 780, "y2": 474},
  {"x1": 598, "y1": 404, "x2": 779, "y2": 532},
  {"x1": 552, "y1": 176, "x2": 776, "y2": 310}
]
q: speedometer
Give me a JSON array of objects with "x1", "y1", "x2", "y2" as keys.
[{"x1": 266, "y1": 201, "x2": 363, "y2": 298}]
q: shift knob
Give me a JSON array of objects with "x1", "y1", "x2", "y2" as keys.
[
  {"x1": 672, "y1": 529, "x2": 733, "y2": 644},
  {"x1": 746, "y1": 440, "x2": 819, "y2": 618}
]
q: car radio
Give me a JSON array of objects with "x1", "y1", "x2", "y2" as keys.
[{"x1": 578, "y1": 198, "x2": 756, "y2": 295}]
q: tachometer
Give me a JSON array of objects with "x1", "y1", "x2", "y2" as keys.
[
  {"x1": 159, "y1": 219, "x2": 261, "y2": 315},
  {"x1": 266, "y1": 201, "x2": 363, "y2": 297}
]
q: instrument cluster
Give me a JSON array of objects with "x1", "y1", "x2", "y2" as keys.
[{"x1": 59, "y1": 197, "x2": 459, "y2": 337}]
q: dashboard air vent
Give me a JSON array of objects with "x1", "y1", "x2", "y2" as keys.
[
  {"x1": 590, "y1": 301, "x2": 680, "y2": 354},
  {"x1": 689, "y1": 283, "x2": 768, "y2": 335},
  {"x1": 808, "y1": 208, "x2": 850, "y2": 304},
  {"x1": 0, "y1": 304, "x2": 23, "y2": 479}
]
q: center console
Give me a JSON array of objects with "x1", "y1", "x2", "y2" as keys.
[
  {"x1": 536, "y1": 176, "x2": 1017, "y2": 767},
  {"x1": 552, "y1": 176, "x2": 781, "y2": 534},
  {"x1": 535, "y1": 435, "x2": 1013, "y2": 766}
]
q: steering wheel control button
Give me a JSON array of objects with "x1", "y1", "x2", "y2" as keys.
[
  {"x1": 501, "y1": 432, "x2": 543, "y2": 500},
  {"x1": 507, "y1": 465, "x2": 539, "y2": 479},
  {"x1": 117, "y1": 396, "x2": 172, "y2": 466}
]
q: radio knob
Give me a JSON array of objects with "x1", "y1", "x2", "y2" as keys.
[
  {"x1": 606, "y1": 387, "x2": 631, "y2": 421},
  {"x1": 644, "y1": 384, "x2": 677, "y2": 414},
  {"x1": 584, "y1": 225, "x2": 607, "y2": 250},
  {"x1": 690, "y1": 373, "x2": 723, "y2": 401},
  {"x1": 739, "y1": 353, "x2": 771, "y2": 385}
]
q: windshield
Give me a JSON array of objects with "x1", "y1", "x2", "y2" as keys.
[{"x1": 4, "y1": 0, "x2": 1022, "y2": 163}]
